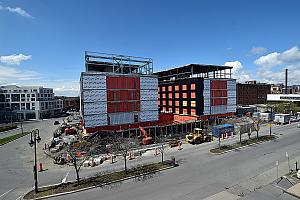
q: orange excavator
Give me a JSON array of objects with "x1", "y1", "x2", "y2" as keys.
[{"x1": 139, "y1": 126, "x2": 152, "y2": 145}]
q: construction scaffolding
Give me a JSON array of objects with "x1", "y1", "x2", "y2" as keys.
[{"x1": 85, "y1": 51, "x2": 153, "y2": 75}]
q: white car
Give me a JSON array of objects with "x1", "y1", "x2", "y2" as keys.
[{"x1": 297, "y1": 170, "x2": 300, "y2": 179}]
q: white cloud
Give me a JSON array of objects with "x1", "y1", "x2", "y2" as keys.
[
  {"x1": 255, "y1": 46, "x2": 300, "y2": 85},
  {"x1": 224, "y1": 61, "x2": 251, "y2": 82},
  {"x1": 0, "y1": 54, "x2": 32, "y2": 65},
  {"x1": 251, "y1": 47, "x2": 267, "y2": 55},
  {"x1": 254, "y1": 46, "x2": 300, "y2": 68},
  {"x1": 5, "y1": 6, "x2": 33, "y2": 18},
  {"x1": 0, "y1": 65, "x2": 38, "y2": 81}
]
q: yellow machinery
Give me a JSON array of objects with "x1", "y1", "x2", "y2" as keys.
[{"x1": 185, "y1": 128, "x2": 212, "y2": 144}]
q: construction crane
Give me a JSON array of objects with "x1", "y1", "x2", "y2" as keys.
[{"x1": 139, "y1": 126, "x2": 152, "y2": 145}]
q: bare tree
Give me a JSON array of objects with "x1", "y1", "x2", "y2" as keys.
[
  {"x1": 67, "y1": 140, "x2": 97, "y2": 185},
  {"x1": 110, "y1": 138, "x2": 134, "y2": 173}
]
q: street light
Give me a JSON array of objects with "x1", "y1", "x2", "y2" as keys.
[{"x1": 29, "y1": 129, "x2": 41, "y2": 193}]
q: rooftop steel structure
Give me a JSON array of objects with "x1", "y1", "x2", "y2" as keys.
[
  {"x1": 155, "y1": 64, "x2": 233, "y2": 82},
  {"x1": 85, "y1": 51, "x2": 153, "y2": 75}
]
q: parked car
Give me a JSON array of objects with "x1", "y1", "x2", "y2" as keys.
[
  {"x1": 297, "y1": 170, "x2": 300, "y2": 179},
  {"x1": 54, "y1": 121, "x2": 60, "y2": 125}
]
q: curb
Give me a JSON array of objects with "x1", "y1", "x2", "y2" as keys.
[
  {"x1": 272, "y1": 182, "x2": 300, "y2": 199},
  {"x1": 0, "y1": 127, "x2": 20, "y2": 134},
  {"x1": 210, "y1": 137, "x2": 277, "y2": 155},
  {"x1": 0, "y1": 132, "x2": 31, "y2": 147},
  {"x1": 23, "y1": 164, "x2": 176, "y2": 200}
]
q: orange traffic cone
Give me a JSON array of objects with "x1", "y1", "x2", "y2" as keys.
[{"x1": 38, "y1": 162, "x2": 43, "y2": 172}]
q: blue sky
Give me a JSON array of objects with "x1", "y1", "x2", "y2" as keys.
[{"x1": 1, "y1": 0, "x2": 300, "y2": 96}]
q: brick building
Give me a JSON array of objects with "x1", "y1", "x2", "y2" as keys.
[{"x1": 237, "y1": 81, "x2": 271, "y2": 105}]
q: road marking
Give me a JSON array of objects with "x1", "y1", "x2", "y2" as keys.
[
  {"x1": 62, "y1": 170, "x2": 70, "y2": 184},
  {"x1": 0, "y1": 188, "x2": 14, "y2": 198},
  {"x1": 15, "y1": 195, "x2": 22, "y2": 200}
]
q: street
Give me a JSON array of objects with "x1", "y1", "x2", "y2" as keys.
[{"x1": 0, "y1": 122, "x2": 300, "y2": 200}]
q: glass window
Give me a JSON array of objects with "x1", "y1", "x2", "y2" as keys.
[
  {"x1": 162, "y1": 100, "x2": 166, "y2": 105},
  {"x1": 175, "y1": 101, "x2": 179, "y2": 106},
  {"x1": 168, "y1": 107, "x2": 172, "y2": 112},
  {"x1": 191, "y1": 109, "x2": 196, "y2": 115},
  {"x1": 183, "y1": 101, "x2": 187, "y2": 106},
  {"x1": 191, "y1": 92, "x2": 196, "y2": 98},
  {"x1": 32, "y1": 94, "x2": 35, "y2": 97},
  {"x1": 162, "y1": 87, "x2": 165, "y2": 92},
  {"x1": 175, "y1": 108, "x2": 179, "y2": 114},
  {"x1": 31, "y1": 98, "x2": 35, "y2": 101},
  {"x1": 182, "y1": 93, "x2": 187, "y2": 98},
  {"x1": 183, "y1": 109, "x2": 188, "y2": 114},
  {"x1": 191, "y1": 84, "x2": 196, "y2": 90},
  {"x1": 169, "y1": 101, "x2": 172, "y2": 106},
  {"x1": 182, "y1": 85, "x2": 187, "y2": 90},
  {"x1": 162, "y1": 93, "x2": 166, "y2": 98},
  {"x1": 168, "y1": 86, "x2": 172, "y2": 91},
  {"x1": 175, "y1": 93, "x2": 179, "y2": 98},
  {"x1": 175, "y1": 85, "x2": 179, "y2": 91},
  {"x1": 168, "y1": 93, "x2": 172, "y2": 98},
  {"x1": 191, "y1": 101, "x2": 196, "y2": 107}
]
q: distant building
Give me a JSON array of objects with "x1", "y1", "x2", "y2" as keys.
[
  {"x1": 0, "y1": 85, "x2": 63, "y2": 121},
  {"x1": 267, "y1": 94, "x2": 300, "y2": 106},
  {"x1": 237, "y1": 81, "x2": 270, "y2": 105},
  {"x1": 56, "y1": 96, "x2": 80, "y2": 111},
  {"x1": 270, "y1": 84, "x2": 284, "y2": 94},
  {"x1": 155, "y1": 64, "x2": 236, "y2": 119}
]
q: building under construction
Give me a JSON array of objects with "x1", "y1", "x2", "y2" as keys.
[
  {"x1": 80, "y1": 52, "x2": 160, "y2": 133},
  {"x1": 155, "y1": 64, "x2": 236, "y2": 120}
]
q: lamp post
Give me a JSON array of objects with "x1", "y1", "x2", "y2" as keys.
[{"x1": 29, "y1": 129, "x2": 41, "y2": 193}]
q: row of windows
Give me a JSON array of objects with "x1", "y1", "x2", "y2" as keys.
[
  {"x1": 159, "y1": 84, "x2": 196, "y2": 92},
  {"x1": 159, "y1": 92, "x2": 196, "y2": 99},
  {"x1": 159, "y1": 100, "x2": 196, "y2": 107},
  {"x1": 161, "y1": 107, "x2": 197, "y2": 115}
]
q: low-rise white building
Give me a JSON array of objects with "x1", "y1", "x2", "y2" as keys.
[
  {"x1": 267, "y1": 94, "x2": 300, "y2": 102},
  {"x1": 0, "y1": 85, "x2": 63, "y2": 120}
]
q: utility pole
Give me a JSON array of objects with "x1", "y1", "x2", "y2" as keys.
[
  {"x1": 286, "y1": 152, "x2": 290, "y2": 173},
  {"x1": 276, "y1": 160, "x2": 279, "y2": 180}
]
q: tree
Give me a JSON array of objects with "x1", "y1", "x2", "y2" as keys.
[
  {"x1": 67, "y1": 140, "x2": 96, "y2": 185},
  {"x1": 111, "y1": 138, "x2": 134, "y2": 173}
]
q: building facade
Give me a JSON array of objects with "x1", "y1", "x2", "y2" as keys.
[
  {"x1": 0, "y1": 85, "x2": 63, "y2": 121},
  {"x1": 156, "y1": 64, "x2": 236, "y2": 119},
  {"x1": 80, "y1": 52, "x2": 158, "y2": 130},
  {"x1": 237, "y1": 81, "x2": 271, "y2": 105}
]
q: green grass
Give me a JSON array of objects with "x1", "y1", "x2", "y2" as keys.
[
  {"x1": 24, "y1": 160, "x2": 175, "y2": 199},
  {"x1": 0, "y1": 124, "x2": 17, "y2": 132},
  {"x1": 0, "y1": 131, "x2": 30, "y2": 146},
  {"x1": 210, "y1": 135, "x2": 276, "y2": 154}
]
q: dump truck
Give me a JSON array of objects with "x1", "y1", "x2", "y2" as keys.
[{"x1": 185, "y1": 128, "x2": 212, "y2": 144}]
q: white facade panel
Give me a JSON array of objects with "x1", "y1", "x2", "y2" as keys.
[
  {"x1": 140, "y1": 76, "x2": 158, "y2": 90},
  {"x1": 140, "y1": 90, "x2": 158, "y2": 101},
  {"x1": 82, "y1": 75, "x2": 106, "y2": 90},
  {"x1": 203, "y1": 106, "x2": 210, "y2": 115},
  {"x1": 140, "y1": 110, "x2": 159, "y2": 122},
  {"x1": 84, "y1": 114, "x2": 107, "y2": 128},
  {"x1": 83, "y1": 90, "x2": 107, "y2": 102},
  {"x1": 83, "y1": 102, "x2": 107, "y2": 115},
  {"x1": 108, "y1": 112, "x2": 135, "y2": 125},
  {"x1": 140, "y1": 100, "x2": 157, "y2": 111}
]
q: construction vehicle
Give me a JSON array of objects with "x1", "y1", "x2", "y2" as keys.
[
  {"x1": 185, "y1": 128, "x2": 212, "y2": 144},
  {"x1": 139, "y1": 126, "x2": 152, "y2": 145}
]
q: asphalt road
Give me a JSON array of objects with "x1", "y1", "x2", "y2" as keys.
[{"x1": 0, "y1": 122, "x2": 300, "y2": 200}]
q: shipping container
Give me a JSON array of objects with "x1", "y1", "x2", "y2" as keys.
[
  {"x1": 274, "y1": 114, "x2": 291, "y2": 124},
  {"x1": 212, "y1": 124, "x2": 234, "y2": 137}
]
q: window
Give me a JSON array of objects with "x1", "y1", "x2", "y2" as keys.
[
  {"x1": 182, "y1": 85, "x2": 187, "y2": 90},
  {"x1": 32, "y1": 94, "x2": 35, "y2": 97},
  {"x1": 175, "y1": 93, "x2": 179, "y2": 98},
  {"x1": 182, "y1": 93, "x2": 187, "y2": 98},
  {"x1": 175, "y1": 85, "x2": 179, "y2": 91},
  {"x1": 191, "y1": 92, "x2": 196, "y2": 98},
  {"x1": 183, "y1": 101, "x2": 187, "y2": 106},
  {"x1": 183, "y1": 109, "x2": 188, "y2": 114},
  {"x1": 168, "y1": 107, "x2": 172, "y2": 112},
  {"x1": 158, "y1": 87, "x2": 160, "y2": 92},
  {"x1": 162, "y1": 100, "x2": 166, "y2": 105},
  {"x1": 168, "y1": 93, "x2": 172, "y2": 98},
  {"x1": 168, "y1": 86, "x2": 172, "y2": 91},
  {"x1": 31, "y1": 98, "x2": 35, "y2": 101},
  {"x1": 27, "y1": 94, "x2": 30, "y2": 97},
  {"x1": 162, "y1": 93, "x2": 166, "y2": 98},
  {"x1": 175, "y1": 108, "x2": 179, "y2": 114},
  {"x1": 158, "y1": 101, "x2": 160, "y2": 106},
  {"x1": 32, "y1": 103, "x2": 35, "y2": 106},
  {"x1": 169, "y1": 101, "x2": 172, "y2": 106},
  {"x1": 162, "y1": 87, "x2": 165, "y2": 92},
  {"x1": 191, "y1": 84, "x2": 196, "y2": 90},
  {"x1": 191, "y1": 109, "x2": 196, "y2": 115},
  {"x1": 175, "y1": 101, "x2": 179, "y2": 106},
  {"x1": 191, "y1": 101, "x2": 196, "y2": 107}
]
